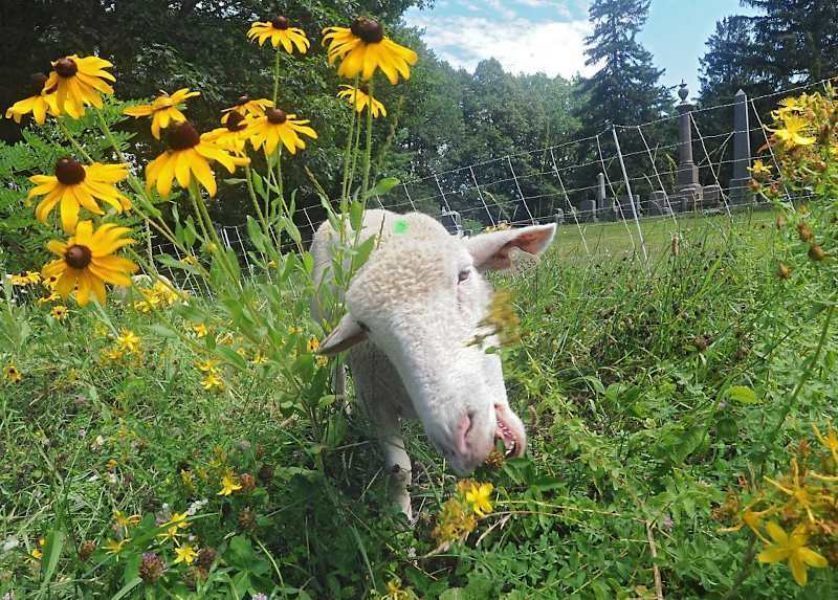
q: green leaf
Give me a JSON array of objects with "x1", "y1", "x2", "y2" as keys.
[
  {"x1": 112, "y1": 577, "x2": 142, "y2": 600},
  {"x1": 370, "y1": 177, "x2": 400, "y2": 197},
  {"x1": 39, "y1": 529, "x2": 65, "y2": 586},
  {"x1": 727, "y1": 385, "x2": 759, "y2": 405}
]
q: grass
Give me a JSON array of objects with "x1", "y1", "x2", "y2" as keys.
[{"x1": 0, "y1": 209, "x2": 835, "y2": 599}]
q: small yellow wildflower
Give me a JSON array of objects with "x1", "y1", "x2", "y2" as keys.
[
  {"x1": 218, "y1": 473, "x2": 243, "y2": 496},
  {"x1": 102, "y1": 348, "x2": 125, "y2": 362},
  {"x1": 156, "y1": 525, "x2": 180, "y2": 543},
  {"x1": 173, "y1": 544, "x2": 199, "y2": 565},
  {"x1": 251, "y1": 352, "x2": 268, "y2": 365},
  {"x1": 749, "y1": 160, "x2": 772, "y2": 177},
  {"x1": 113, "y1": 510, "x2": 141, "y2": 529},
  {"x1": 50, "y1": 305, "x2": 68, "y2": 320},
  {"x1": 192, "y1": 323, "x2": 209, "y2": 338},
  {"x1": 201, "y1": 371, "x2": 224, "y2": 392},
  {"x1": 757, "y1": 522, "x2": 827, "y2": 586},
  {"x1": 30, "y1": 547, "x2": 43, "y2": 560},
  {"x1": 105, "y1": 538, "x2": 129, "y2": 555},
  {"x1": 116, "y1": 329, "x2": 141, "y2": 353},
  {"x1": 463, "y1": 482, "x2": 494, "y2": 517},
  {"x1": 307, "y1": 337, "x2": 320, "y2": 353},
  {"x1": 812, "y1": 423, "x2": 838, "y2": 463},
  {"x1": 166, "y1": 511, "x2": 190, "y2": 529},
  {"x1": 196, "y1": 358, "x2": 219, "y2": 373},
  {"x1": 764, "y1": 458, "x2": 818, "y2": 523},
  {"x1": 4, "y1": 364, "x2": 23, "y2": 383},
  {"x1": 769, "y1": 115, "x2": 816, "y2": 147}
]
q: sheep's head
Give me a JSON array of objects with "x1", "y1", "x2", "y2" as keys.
[{"x1": 318, "y1": 221, "x2": 556, "y2": 474}]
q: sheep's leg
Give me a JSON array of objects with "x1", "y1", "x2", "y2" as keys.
[
  {"x1": 349, "y1": 346, "x2": 414, "y2": 521},
  {"x1": 378, "y1": 415, "x2": 413, "y2": 522}
]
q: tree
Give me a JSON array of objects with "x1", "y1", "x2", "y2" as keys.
[
  {"x1": 742, "y1": 0, "x2": 838, "y2": 86},
  {"x1": 575, "y1": 0, "x2": 671, "y2": 136}
]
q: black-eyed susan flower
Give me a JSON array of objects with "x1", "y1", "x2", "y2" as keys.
[
  {"x1": 203, "y1": 111, "x2": 250, "y2": 153},
  {"x1": 3, "y1": 364, "x2": 23, "y2": 383},
  {"x1": 322, "y1": 17, "x2": 417, "y2": 84},
  {"x1": 220, "y1": 95, "x2": 273, "y2": 125},
  {"x1": 757, "y1": 522, "x2": 827, "y2": 586},
  {"x1": 42, "y1": 220, "x2": 138, "y2": 306},
  {"x1": 51, "y1": 305, "x2": 68, "y2": 320},
  {"x1": 247, "y1": 15, "x2": 310, "y2": 53},
  {"x1": 337, "y1": 84, "x2": 386, "y2": 118},
  {"x1": 123, "y1": 88, "x2": 200, "y2": 139},
  {"x1": 29, "y1": 158, "x2": 131, "y2": 233},
  {"x1": 10, "y1": 271, "x2": 41, "y2": 286},
  {"x1": 145, "y1": 121, "x2": 248, "y2": 197},
  {"x1": 45, "y1": 55, "x2": 115, "y2": 119},
  {"x1": 248, "y1": 107, "x2": 317, "y2": 155},
  {"x1": 5, "y1": 73, "x2": 60, "y2": 124}
]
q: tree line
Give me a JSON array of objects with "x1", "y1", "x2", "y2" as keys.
[{"x1": 2, "y1": 0, "x2": 835, "y2": 228}]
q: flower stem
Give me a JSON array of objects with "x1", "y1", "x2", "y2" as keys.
[
  {"x1": 360, "y1": 80, "x2": 375, "y2": 198},
  {"x1": 272, "y1": 50, "x2": 281, "y2": 105},
  {"x1": 341, "y1": 76, "x2": 360, "y2": 203}
]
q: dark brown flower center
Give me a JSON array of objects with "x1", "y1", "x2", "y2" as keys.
[
  {"x1": 358, "y1": 84, "x2": 371, "y2": 95},
  {"x1": 351, "y1": 17, "x2": 384, "y2": 44},
  {"x1": 55, "y1": 157, "x2": 86, "y2": 185},
  {"x1": 235, "y1": 94, "x2": 250, "y2": 106},
  {"x1": 271, "y1": 15, "x2": 289, "y2": 29},
  {"x1": 29, "y1": 73, "x2": 49, "y2": 95},
  {"x1": 225, "y1": 111, "x2": 247, "y2": 132},
  {"x1": 65, "y1": 244, "x2": 92, "y2": 269},
  {"x1": 265, "y1": 108, "x2": 287, "y2": 124},
  {"x1": 54, "y1": 58, "x2": 78, "y2": 78},
  {"x1": 168, "y1": 121, "x2": 201, "y2": 150}
]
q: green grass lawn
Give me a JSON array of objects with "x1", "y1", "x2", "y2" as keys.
[{"x1": 0, "y1": 206, "x2": 835, "y2": 599}]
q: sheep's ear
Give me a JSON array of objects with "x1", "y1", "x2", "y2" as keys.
[
  {"x1": 465, "y1": 224, "x2": 556, "y2": 271},
  {"x1": 317, "y1": 313, "x2": 367, "y2": 356}
]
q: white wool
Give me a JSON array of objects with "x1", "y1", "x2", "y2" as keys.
[{"x1": 312, "y1": 209, "x2": 555, "y2": 519}]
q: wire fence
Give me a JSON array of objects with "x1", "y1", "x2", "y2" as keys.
[{"x1": 147, "y1": 77, "x2": 833, "y2": 293}]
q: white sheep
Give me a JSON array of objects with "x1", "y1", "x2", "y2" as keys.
[{"x1": 312, "y1": 209, "x2": 555, "y2": 520}]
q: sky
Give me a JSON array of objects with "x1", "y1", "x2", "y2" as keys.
[{"x1": 404, "y1": 0, "x2": 759, "y2": 99}]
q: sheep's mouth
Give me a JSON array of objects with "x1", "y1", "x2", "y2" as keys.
[{"x1": 494, "y1": 404, "x2": 524, "y2": 458}]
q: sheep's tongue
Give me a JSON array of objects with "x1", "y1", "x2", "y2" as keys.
[{"x1": 495, "y1": 407, "x2": 522, "y2": 457}]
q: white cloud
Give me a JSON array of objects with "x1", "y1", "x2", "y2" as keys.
[{"x1": 407, "y1": 15, "x2": 594, "y2": 80}]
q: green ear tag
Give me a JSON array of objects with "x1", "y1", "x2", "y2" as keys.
[{"x1": 393, "y1": 219, "x2": 409, "y2": 235}]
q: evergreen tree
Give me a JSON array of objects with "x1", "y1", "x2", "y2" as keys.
[
  {"x1": 742, "y1": 0, "x2": 838, "y2": 86},
  {"x1": 698, "y1": 16, "x2": 766, "y2": 107},
  {"x1": 576, "y1": 0, "x2": 671, "y2": 135}
]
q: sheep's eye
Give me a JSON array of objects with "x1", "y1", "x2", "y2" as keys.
[{"x1": 458, "y1": 269, "x2": 470, "y2": 284}]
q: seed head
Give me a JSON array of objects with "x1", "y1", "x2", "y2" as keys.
[
  {"x1": 196, "y1": 546, "x2": 217, "y2": 569},
  {"x1": 54, "y1": 58, "x2": 78, "y2": 78},
  {"x1": 776, "y1": 262, "x2": 792, "y2": 279},
  {"x1": 351, "y1": 17, "x2": 384, "y2": 43},
  {"x1": 78, "y1": 540, "x2": 96, "y2": 562},
  {"x1": 257, "y1": 463, "x2": 274, "y2": 483},
  {"x1": 167, "y1": 121, "x2": 201, "y2": 150},
  {"x1": 55, "y1": 157, "x2": 86, "y2": 185},
  {"x1": 797, "y1": 222, "x2": 814, "y2": 242},
  {"x1": 239, "y1": 473, "x2": 256, "y2": 493},
  {"x1": 139, "y1": 552, "x2": 165, "y2": 583},
  {"x1": 237, "y1": 507, "x2": 256, "y2": 531},
  {"x1": 808, "y1": 244, "x2": 826, "y2": 261}
]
